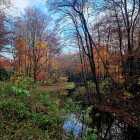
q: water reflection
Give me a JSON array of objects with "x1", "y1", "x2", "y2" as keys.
[
  {"x1": 57, "y1": 88, "x2": 140, "y2": 140},
  {"x1": 63, "y1": 114, "x2": 84, "y2": 137}
]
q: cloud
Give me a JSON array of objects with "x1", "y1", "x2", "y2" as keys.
[
  {"x1": 11, "y1": 0, "x2": 48, "y2": 15},
  {"x1": 12, "y1": 0, "x2": 46, "y2": 10},
  {"x1": 12, "y1": 0, "x2": 29, "y2": 10}
]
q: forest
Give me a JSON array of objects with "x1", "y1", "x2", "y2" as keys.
[{"x1": 0, "y1": 0, "x2": 140, "y2": 139}]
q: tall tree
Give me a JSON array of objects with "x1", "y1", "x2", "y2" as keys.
[
  {"x1": 13, "y1": 7, "x2": 61, "y2": 82},
  {"x1": 47, "y1": 0, "x2": 103, "y2": 101}
]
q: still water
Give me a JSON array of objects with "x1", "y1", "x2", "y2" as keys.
[{"x1": 58, "y1": 88, "x2": 140, "y2": 140}]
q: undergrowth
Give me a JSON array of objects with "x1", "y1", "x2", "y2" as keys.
[{"x1": 0, "y1": 74, "x2": 64, "y2": 140}]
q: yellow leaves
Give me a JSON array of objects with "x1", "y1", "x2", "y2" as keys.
[
  {"x1": 39, "y1": 41, "x2": 49, "y2": 52},
  {"x1": 40, "y1": 42, "x2": 46, "y2": 48},
  {"x1": 60, "y1": 90, "x2": 68, "y2": 95},
  {"x1": 58, "y1": 77, "x2": 68, "y2": 83},
  {"x1": 24, "y1": 123, "x2": 27, "y2": 127},
  {"x1": 103, "y1": 51, "x2": 107, "y2": 55},
  {"x1": 10, "y1": 73, "x2": 21, "y2": 83},
  {"x1": 118, "y1": 75, "x2": 125, "y2": 84},
  {"x1": 124, "y1": 91, "x2": 133, "y2": 99}
]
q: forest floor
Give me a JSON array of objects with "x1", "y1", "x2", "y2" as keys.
[
  {"x1": 40, "y1": 82, "x2": 75, "y2": 90},
  {"x1": 40, "y1": 85, "x2": 67, "y2": 90}
]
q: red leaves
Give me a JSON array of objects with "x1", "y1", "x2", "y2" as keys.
[{"x1": 81, "y1": 87, "x2": 140, "y2": 128}]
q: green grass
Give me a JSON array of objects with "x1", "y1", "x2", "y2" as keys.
[{"x1": 67, "y1": 82, "x2": 75, "y2": 89}]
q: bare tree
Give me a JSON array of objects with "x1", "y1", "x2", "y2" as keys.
[
  {"x1": 47, "y1": 0, "x2": 102, "y2": 102},
  {"x1": 0, "y1": 0, "x2": 11, "y2": 54}
]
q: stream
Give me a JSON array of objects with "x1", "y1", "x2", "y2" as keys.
[
  {"x1": 63, "y1": 113, "x2": 85, "y2": 138},
  {"x1": 57, "y1": 88, "x2": 140, "y2": 140}
]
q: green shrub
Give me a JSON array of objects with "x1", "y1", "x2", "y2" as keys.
[
  {"x1": 67, "y1": 82, "x2": 75, "y2": 89},
  {"x1": 0, "y1": 81, "x2": 64, "y2": 139},
  {"x1": 11, "y1": 86, "x2": 30, "y2": 96},
  {"x1": 82, "y1": 127, "x2": 98, "y2": 140},
  {"x1": 0, "y1": 99, "x2": 30, "y2": 120},
  {"x1": 10, "y1": 72, "x2": 33, "y2": 90}
]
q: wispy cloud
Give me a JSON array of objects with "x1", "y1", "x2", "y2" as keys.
[
  {"x1": 12, "y1": 0, "x2": 29, "y2": 10},
  {"x1": 11, "y1": 0, "x2": 48, "y2": 14}
]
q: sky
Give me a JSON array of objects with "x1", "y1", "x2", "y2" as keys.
[
  {"x1": 10, "y1": 0, "x2": 59, "y2": 30},
  {"x1": 11, "y1": 0, "x2": 48, "y2": 15},
  {"x1": 10, "y1": 0, "x2": 90, "y2": 54},
  {"x1": 2, "y1": 0, "x2": 51, "y2": 59}
]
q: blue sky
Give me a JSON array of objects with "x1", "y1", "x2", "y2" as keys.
[{"x1": 10, "y1": 0, "x2": 80, "y2": 54}]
